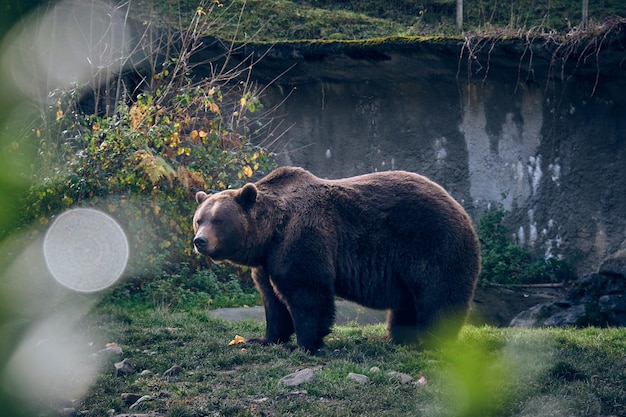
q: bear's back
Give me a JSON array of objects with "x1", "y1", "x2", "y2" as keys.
[{"x1": 255, "y1": 167, "x2": 473, "y2": 248}]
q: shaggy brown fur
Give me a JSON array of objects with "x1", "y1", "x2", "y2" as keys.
[{"x1": 193, "y1": 167, "x2": 480, "y2": 353}]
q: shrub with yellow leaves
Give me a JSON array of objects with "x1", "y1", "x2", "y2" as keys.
[{"x1": 19, "y1": 1, "x2": 279, "y2": 299}]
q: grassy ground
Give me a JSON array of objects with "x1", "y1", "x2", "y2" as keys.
[
  {"x1": 132, "y1": 0, "x2": 625, "y2": 42},
  {"x1": 30, "y1": 304, "x2": 626, "y2": 417}
]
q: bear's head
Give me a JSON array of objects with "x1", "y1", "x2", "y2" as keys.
[{"x1": 193, "y1": 183, "x2": 257, "y2": 264}]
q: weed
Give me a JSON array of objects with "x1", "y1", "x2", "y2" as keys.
[{"x1": 477, "y1": 205, "x2": 576, "y2": 286}]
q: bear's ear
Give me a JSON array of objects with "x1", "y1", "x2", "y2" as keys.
[
  {"x1": 195, "y1": 191, "x2": 209, "y2": 205},
  {"x1": 236, "y1": 183, "x2": 257, "y2": 210}
]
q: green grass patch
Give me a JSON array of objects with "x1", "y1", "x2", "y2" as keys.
[
  {"x1": 28, "y1": 305, "x2": 626, "y2": 417},
  {"x1": 132, "y1": 0, "x2": 626, "y2": 42}
]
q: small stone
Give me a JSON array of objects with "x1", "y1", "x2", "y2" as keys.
[
  {"x1": 99, "y1": 345, "x2": 123, "y2": 355},
  {"x1": 369, "y1": 366, "x2": 381, "y2": 373},
  {"x1": 279, "y1": 368, "x2": 316, "y2": 386},
  {"x1": 275, "y1": 390, "x2": 308, "y2": 400},
  {"x1": 387, "y1": 371, "x2": 414, "y2": 384},
  {"x1": 254, "y1": 397, "x2": 269, "y2": 403},
  {"x1": 114, "y1": 358, "x2": 135, "y2": 377},
  {"x1": 121, "y1": 393, "x2": 143, "y2": 407},
  {"x1": 128, "y1": 395, "x2": 152, "y2": 410},
  {"x1": 139, "y1": 370, "x2": 152, "y2": 376},
  {"x1": 59, "y1": 408, "x2": 76, "y2": 417},
  {"x1": 347, "y1": 372, "x2": 369, "y2": 383},
  {"x1": 163, "y1": 364, "x2": 182, "y2": 377}
]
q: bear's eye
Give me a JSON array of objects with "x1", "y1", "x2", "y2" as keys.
[{"x1": 211, "y1": 218, "x2": 223, "y2": 225}]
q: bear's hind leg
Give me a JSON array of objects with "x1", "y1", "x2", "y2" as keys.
[
  {"x1": 387, "y1": 289, "x2": 420, "y2": 346},
  {"x1": 398, "y1": 289, "x2": 468, "y2": 349}
]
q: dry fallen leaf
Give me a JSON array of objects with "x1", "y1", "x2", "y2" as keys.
[{"x1": 229, "y1": 335, "x2": 246, "y2": 346}]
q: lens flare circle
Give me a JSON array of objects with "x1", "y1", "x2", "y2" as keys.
[{"x1": 43, "y1": 208, "x2": 128, "y2": 292}]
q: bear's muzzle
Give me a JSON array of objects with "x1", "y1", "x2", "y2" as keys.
[{"x1": 193, "y1": 235, "x2": 208, "y2": 254}]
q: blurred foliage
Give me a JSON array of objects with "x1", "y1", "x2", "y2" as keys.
[{"x1": 477, "y1": 206, "x2": 576, "y2": 286}]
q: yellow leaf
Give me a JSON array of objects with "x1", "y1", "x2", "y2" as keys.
[
  {"x1": 243, "y1": 165, "x2": 253, "y2": 178},
  {"x1": 240, "y1": 97, "x2": 247, "y2": 107},
  {"x1": 228, "y1": 335, "x2": 246, "y2": 346},
  {"x1": 208, "y1": 102, "x2": 220, "y2": 114},
  {"x1": 36, "y1": 129, "x2": 41, "y2": 138},
  {"x1": 199, "y1": 130, "x2": 208, "y2": 138},
  {"x1": 56, "y1": 109, "x2": 63, "y2": 121},
  {"x1": 190, "y1": 130, "x2": 198, "y2": 140}
]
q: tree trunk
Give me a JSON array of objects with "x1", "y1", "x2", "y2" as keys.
[
  {"x1": 582, "y1": 0, "x2": 589, "y2": 29},
  {"x1": 456, "y1": 0, "x2": 463, "y2": 31}
]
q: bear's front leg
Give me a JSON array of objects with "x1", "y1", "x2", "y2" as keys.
[
  {"x1": 249, "y1": 267, "x2": 295, "y2": 345},
  {"x1": 288, "y1": 296, "x2": 335, "y2": 354},
  {"x1": 272, "y1": 273, "x2": 336, "y2": 354}
]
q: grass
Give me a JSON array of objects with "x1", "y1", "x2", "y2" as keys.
[
  {"x1": 131, "y1": 0, "x2": 626, "y2": 42},
  {"x1": 24, "y1": 304, "x2": 626, "y2": 417}
]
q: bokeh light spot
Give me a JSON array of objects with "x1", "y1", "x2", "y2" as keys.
[{"x1": 43, "y1": 208, "x2": 129, "y2": 292}]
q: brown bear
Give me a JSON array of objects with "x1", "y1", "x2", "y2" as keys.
[{"x1": 193, "y1": 167, "x2": 480, "y2": 353}]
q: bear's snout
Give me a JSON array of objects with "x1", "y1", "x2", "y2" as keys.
[{"x1": 193, "y1": 235, "x2": 208, "y2": 253}]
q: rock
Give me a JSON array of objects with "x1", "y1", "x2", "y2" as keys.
[
  {"x1": 369, "y1": 366, "x2": 380, "y2": 373},
  {"x1": 128, "y1": 395, "x2": 152, "y2": 410},
  {"x1": 114, "y1": 358, "x2": 135, "y2": 377},
  {"x1": 275, "y1": 390, "x2": 308, "y2": 401},
  {"x1": 163, "y1": 364, "x2": 182, "y2": 378},
  {"x1": 113, "y1": 413, "x2": 161, "y2": 417},
  {"x1": 59, "y1": 408, "x2": 77, "y2": 417},
  {"x1": 279, "y1": 368, "x2": 316, "y2": 386},
  {"x1": 347, "y1": 372, "x2": 369, "y2": 383},
  {"x1": 599, "y1": 294, "x2": 626, "y2": 313},
  {"x1": 510, "y1": 303, "x2": 563, "y2": 328},
  {"x1": 471, "y1": 285, "x2": 563, "y2": 327},
  {"x1": 511, "y1": 252, "x2": 626, "y2": 329},
  {"x1": 387, "y1": 371, "x2": 414, "y2": 385},
  {"x1": 599, "y1": 250, "x2": 626, "y2": 279},
  {"x1": 511, "y1": 296, "x2": 591, "y2": 328},
  {"x1": 121, "y1": 393, "x2": 144, "y2": 407},
  {"x1": 543, "y1": 304, "x2": 587, "y2": 327},
  {"x1": 96, "y1": 345, "x2": 123, "y2": 355}
]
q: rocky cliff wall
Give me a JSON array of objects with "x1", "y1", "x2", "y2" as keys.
[{"x1": 211, "y1": 29, "x2": 626, "y2": 273}]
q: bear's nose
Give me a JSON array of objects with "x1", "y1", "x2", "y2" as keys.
[{"x1": 193, "y1": 236, "x2": 208, "y2": 251}]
